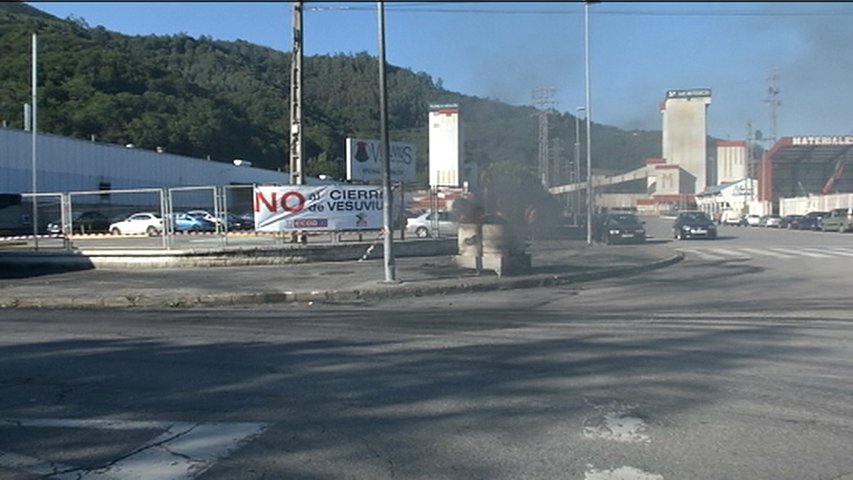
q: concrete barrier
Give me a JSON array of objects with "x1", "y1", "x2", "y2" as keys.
[{"x1": 0, "y1": 238, "x2": 458, "y2": 270}]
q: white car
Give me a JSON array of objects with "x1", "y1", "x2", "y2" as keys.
[
  {"x1": 406, "y1": 211, "x2": 458, "y2": 238},
  {"x1": 764, "y1": 215, "x2": 782, "y2": 228},
  {"x1": 745, "y1": 214, "x2": 761, "y2": 227},
  {"x1": 109, "y1": 212, "x2": 164, "y2": 236}
]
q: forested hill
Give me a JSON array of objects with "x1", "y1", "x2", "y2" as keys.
[{"x1": 0, "y1": 3, "x2": 661, "y2": 183}]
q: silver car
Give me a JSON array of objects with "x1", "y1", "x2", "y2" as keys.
[{"x1": 405, "y1": 211, "x2": 458, "y2": 238}]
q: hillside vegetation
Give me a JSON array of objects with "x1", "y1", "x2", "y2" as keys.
[{"x1": 0, "y1": 3, "x2": 661, "y2": 187}]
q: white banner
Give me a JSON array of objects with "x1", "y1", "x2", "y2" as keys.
[
  {"x1": 345, "y1": 138, "x2": 416, "y2": 182},
  {"x1": 254, "y1": 185, "x2": 384, "y2": 232}
]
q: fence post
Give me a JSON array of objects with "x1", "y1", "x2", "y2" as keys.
[
  {"x1": 161, "y1": 188, "x2": 170, "y2": 250},
  {"x1": 61, "y1": 192, "x2": 72, "y2": 252}
]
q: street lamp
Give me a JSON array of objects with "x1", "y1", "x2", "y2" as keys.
[
  {"x1": 574, "y1": 106, "x2": 585, "y2": 226},
  {"x1": 377, "y1": 1, "x2": 396, "y2": 282},
  {"x1": 584, "y1": 1, "x2": 594, "y2": 245}
]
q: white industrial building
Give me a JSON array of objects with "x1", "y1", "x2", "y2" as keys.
[
  {"x1": 716, "y1": 140, "x2": 748, "y2": 185},
  {"x1": 428, "y1": 104, "x2": 462, "y2": 188},
  {"x1": 0, "y1": 127, "x2": 289, "y2": 195},
  {"x1": 661, "y1": 88, "x2": 712, "y2": 194},
  {"x1": 695, "y1": 178, "x2": 759, "y2": 217}
]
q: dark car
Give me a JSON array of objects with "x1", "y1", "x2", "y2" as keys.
[
  {"x1": 673, "y1": 210, "x2": 717, "y2": 240},
  {"x1": 46, "y1": 210, "x2": 110, "y2": 235},
  {"x1": 599, "y1": 213, "x2": 646, "y2": 245},
  {"x1": 801, "y1": 211, "x2": 830, "y2": 231},
  {"x1": 779, "y1": 214, "x2": 805, "y2": 230}
]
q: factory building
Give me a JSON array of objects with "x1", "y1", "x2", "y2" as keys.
[
  {"x1": 660, "y1": 88, "x2": 712, "y2": 194},
  {"x1": 716, "y1": 140, "x2": 748, "y2": 185},
  {"x1": 0, "y1": 127, "x2": 289, "y2": 195}
]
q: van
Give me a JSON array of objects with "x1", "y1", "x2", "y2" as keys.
[{"x1": 721, "y1": 210, "x2": 742, "y2": 226}]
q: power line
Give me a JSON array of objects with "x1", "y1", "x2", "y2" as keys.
[{"x1": 305, "y1": 4, "x2": 853, "y2": 17}]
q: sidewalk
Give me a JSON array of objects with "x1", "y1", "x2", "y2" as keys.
[{"x1": 0, "y1": 240, "x2": 681, "y2": 309}]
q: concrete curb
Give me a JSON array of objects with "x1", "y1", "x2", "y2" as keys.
[
  {"x1": 0, "y1": 253, "x2": 683, "y2": 309},
  {"x1": 0, "y1": 239, "x2": 457, "y2": 269}
]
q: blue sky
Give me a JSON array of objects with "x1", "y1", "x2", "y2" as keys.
[{"x1": 30, "y1": 2, "x2": 853, "y2": 143}]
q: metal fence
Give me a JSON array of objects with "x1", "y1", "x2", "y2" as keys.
[
  {"x1": 779, "y1": 193, "x2": 853, "y2": 216},
  {"x1": 4, "y1": 184, "x2": 443, "y2": 252}
]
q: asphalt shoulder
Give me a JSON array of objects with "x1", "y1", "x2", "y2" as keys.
[{"x1": 0, "y1": 240, "x2": 681, "y2": 309}]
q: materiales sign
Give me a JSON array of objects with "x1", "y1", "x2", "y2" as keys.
[{"x1": 254, "y1": 185, "x2": 383, "y2": 232}]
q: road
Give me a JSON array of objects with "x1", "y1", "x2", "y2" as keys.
[{"x1": 0, "y1": 217, "x2": 851, "y2": 480}]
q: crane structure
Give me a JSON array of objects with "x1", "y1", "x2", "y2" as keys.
[{"x1": 821, "y1": 159, "x2": 847, "y2": 195}]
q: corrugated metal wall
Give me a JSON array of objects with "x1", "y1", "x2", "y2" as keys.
[{"x1": 0, "y1": 127, "x2": 289, "y2": 193}]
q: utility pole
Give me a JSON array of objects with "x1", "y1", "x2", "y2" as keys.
[
  {"x1": 532, "y1": 86, "x2": 556, "y2": 188},
  {"x1": 551, "y1": 137, "x2": 565, "y2": 185},
  {"x1": 746, "y1": 120, "x2": 754, "y2": 180},
  {"x1": 574, "y1": 105, "x2": 585, "y2": 226},
  {"x1": 584, "y1": 1, "x2": 594, "y2": 245},
  {"x1": 289, "y1": 1, "x2": 304, "y2": 186}
]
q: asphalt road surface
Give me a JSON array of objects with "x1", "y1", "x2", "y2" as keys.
[{"x1": 0, "y1": 217, "x2": 851, "y2": 480}]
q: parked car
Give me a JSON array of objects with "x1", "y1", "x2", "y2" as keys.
[
  {"x1": 673, "y1": 210, "x2": 717, "y2": 240},
  {"x1": 779, "y1": 214, "x2": 805, "y2": 230},
  {"x1": 801, "y1": 211, "x2": 829, "y2": 230},
  {"x1": 820, "y1": 207, "x2": 853, "y2": 233},
  {"x1": 233, "y1": 212, "x2": 255, "y2": 230},
  {"x1": 599, "y1": 213, "x2": 646, "y2": 245},
  {"x1": 166, "y1": 212, "x2": 216, "y2": 232},
  {"x1": 406, "y1": 211, "x2": 458, "y2": 238},
  {"x1": 187, "y1": 210, "x2": 223, "y2": 227},
  {"x1": 720, "y1": 210, "x2": 742, "y2": 226},
  {"x1": 108, "y1": 212, "x2": 163, "y2": 236},
  {"x1": 223, "y1": 212, "x2": 252, "y2": 231},
  {"x1": 46, "y1": 210, "x2": 110, "y2": 234},
  {"x1": 744, "y1": 214, "x2": 762, "y2": 227},
  {"x1": 763, "y1": 215, "x2": 782, "y2": 228}
]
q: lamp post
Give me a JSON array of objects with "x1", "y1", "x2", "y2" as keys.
[
  {"x1": 584, "y1": 1, "x2": 594, "y2": 245},
  {"x1": 574, "y1": 106, "x2": 585, "y2": 226},
  {"x1": 31, "y1": 33, "x2": 38, "y2": 251},
  {"x1": 377, "y1": 1, "x2": 396, "y2": 282}
]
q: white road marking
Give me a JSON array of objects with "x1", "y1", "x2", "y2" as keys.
[
  {"x1": 736, "y1": 247, "x2": 795, "y2": 259},
  {"x1": 806, "y1": 247, "x2": 853, "y2": 257},
  {"x1": 769, "y1": 247, "x2": 831, "y2": 258},
  {"x1": 0, "y1": 418, "x2": 270, "y2": 480},
  {"x1": 708, "y1": 248, "x2": 751, "y2": 260},
  {"x1": 680, "y1": 246, "x2": 853, "y2": 262},
  {"x1": 677, "y1": 248, "x2": 725, "y2": 261},
  {"x1": 585, "y1": 465, "x2": 665, "y2": 480}
]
